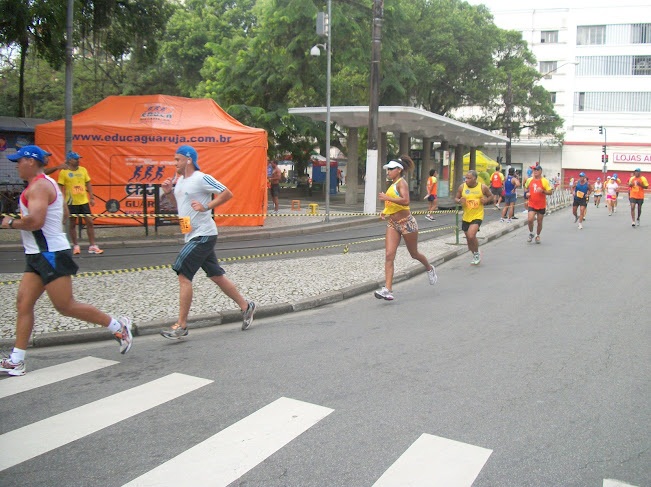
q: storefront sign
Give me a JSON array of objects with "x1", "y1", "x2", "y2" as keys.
[{"x1": 613, "y1": 152, "x2": 651, "y2": 164}]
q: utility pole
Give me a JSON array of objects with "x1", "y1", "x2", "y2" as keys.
[
  {"x1": 65, "y1": 0, "x2": 74, "y2": 154},
  {"x1": 363, "y1": 0, "x2": 384, "y2": 214},
  {"x1": 505, "y1": 73, "x2": 513, "y2": 166}
]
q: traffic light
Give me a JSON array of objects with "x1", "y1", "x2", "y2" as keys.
[
  {"x1": 606, "y1": 155, "x2": 609, "y2": 162},
  {"x1": 602, "y1": 145, "x2": 607, "y2": 153},
  {"x1": 599, "y1": 126, "x2": 603, "y2": 135},
  {"x1": 602, "y1": 154, "x2": 609, "y2": 162}
]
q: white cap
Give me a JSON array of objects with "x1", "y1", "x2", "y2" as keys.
[{"x1": 383, "y1": 160, "x2": 404, "y2": 170}]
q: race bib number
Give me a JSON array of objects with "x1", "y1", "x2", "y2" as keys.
[
  {"x1": 466, "y1": 199, "x2": 479, "y2": 209},
  {"x1": 72, "y1": 185, "x2": 85, "y2": 195},
  {"x1": 576, "y1": 190, "x2": 585, "y2": 198},
  {"x1": 179, "y1": 216, "x2": 192, "y2": 234}
]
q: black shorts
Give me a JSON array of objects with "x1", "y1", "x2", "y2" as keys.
[
  {"x1": 427, "y1": 195, "x2": 437, "y2": 202},
  {"x1": 68, "y1": 203, "x2": 92, "y2": 218},
  {"x1": 629, "y1": 197, "x2": 644, "y2": 205},
  {"x1": 270, "y1": 184, "x2": 280, "y2": 198},
  {"x1": 25, "y1": 250, "x2": 79, "y2": 286},
  {"x1": 461, "y1": 219, "x2": 482, "y2": 232},
  {"x1": 528, "y1": 207, "x2": 546, "y2": 215},
  {"x1": 173, "y1": 235, "x2": 226, "y2": 281},
  {"x1": 573, "y1": 198, "x2": 588, "y2": 207},
  {"x1": 490, "y1": 187, "x2": 503, "y2": 197}
]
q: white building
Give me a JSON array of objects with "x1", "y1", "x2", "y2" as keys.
[{"x1": 477, "y1": 2, "x2": 651, "y2": 183}]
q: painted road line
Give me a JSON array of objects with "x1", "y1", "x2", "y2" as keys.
[
  {"x1": 0, "y1": 373, "x2": 212, "y2": 472},
  {"x1": 0, "y1": 356, "x2": 118, "y2": 399},
  {"x1": 604, "y1": 480, "x2": 639, "y2": 487},
  {"x1": 373, "y1": 433, "x2": 492, "y2": 487},
  {"x1": 123, "y1": 396, "x2": 334, "y2": 487}
]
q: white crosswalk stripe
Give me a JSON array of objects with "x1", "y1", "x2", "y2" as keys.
[
  {"x1": 7, "y1": 358, "x2": 632, "y2": 486},
  {"x1": 372, "y1": 433, "x2": 492, "y2": 487},
  {"x1": 0, "y1": 372, "x2": 212, "y2": 472},
  {"x1": 0, "y1": 356, "x2": 118, "y2": 399},
  {"x1": 123, "y1": 396, "x2": 334, "y2": 487}
]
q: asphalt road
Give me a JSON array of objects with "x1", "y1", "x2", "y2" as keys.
[{"x1": 1, "y1": 206, "x2": 648, "y2": 486}]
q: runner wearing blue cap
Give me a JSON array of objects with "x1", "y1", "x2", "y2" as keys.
[
  {"x1": 159, "y1": 145, "x2": 257, "y2": 338},
  {"x1": 0, "y1": 146, "x2": 132, "y2": 376},
  {"x1": 572, "y1": 172, "x2": 592, "y2": 229}
]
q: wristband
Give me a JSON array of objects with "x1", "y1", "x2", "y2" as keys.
[{"x1": 8, "y1": 218, "x2": 14, "y2": 228}]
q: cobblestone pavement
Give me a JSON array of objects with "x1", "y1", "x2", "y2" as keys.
[{"x1": 0, "y1": 189, "x2": 571, "y2": 345}]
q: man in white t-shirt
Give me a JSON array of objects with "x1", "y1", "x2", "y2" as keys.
[{"x1": 160, "y1": 145, "x2": 256, "y2": 338}]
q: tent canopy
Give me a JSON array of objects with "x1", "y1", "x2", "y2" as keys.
[{"x1": 36, "y1": 95, "x2": 268, "y2": 226}]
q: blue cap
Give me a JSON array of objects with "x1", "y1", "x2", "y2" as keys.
[
  {"x1": 7, "y1": 145, "x2": 47, "y2": 164},
  {"x1": 613, "y1": 173, "x2": 618, "y2": 178},
  {"x1": 66, "y1": 151, "x2": 82, "y2": 160},
  {"x1": 579, "y1": 172, "x2": 586, "y2": 177},
  {"x1": 176, "y1": 145, "x2": 199, "y2": 170},
  {"x1": 634, "y1": 168, "x2": 641, "y2": 172}
]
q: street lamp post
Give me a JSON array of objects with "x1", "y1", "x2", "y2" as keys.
[{"x1": 310, "y1": 0, "x2": 332, "y2": 222}]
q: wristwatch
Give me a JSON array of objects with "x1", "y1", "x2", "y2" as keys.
[{"x1": 8, "y1": 218, "x2": 14, "y2": 228}]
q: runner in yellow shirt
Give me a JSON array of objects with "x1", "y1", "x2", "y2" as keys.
[{"x1": 455, "y1": 170, "x2": 494, "y2": 265}]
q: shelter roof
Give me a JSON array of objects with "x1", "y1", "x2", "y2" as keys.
[
  {"x1": 0, "y1": 116, "x2": 51, "y2": 133},
  {"x1": 288, "y1": 105, "x2": 508, "y2": 147}
]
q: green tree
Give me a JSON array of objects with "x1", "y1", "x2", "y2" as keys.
[{"x1": 0, "y1": 0, "x2": 66, "y2": 116}]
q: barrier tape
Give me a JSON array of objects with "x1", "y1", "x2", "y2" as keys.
[
  {"x1": 2, "y1": 209, "x2": 460, "y2": 220},
  {"x1": 0, "y1": 224, "x2": 454, "y2": 286}
]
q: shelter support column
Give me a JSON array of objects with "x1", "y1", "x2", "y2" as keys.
[
  {"x1": 420, "y1": 137, "x2": 433, "y2": 199},
  {"x1": 454, "y1": 144, "x2": 465, "y2": 194},
  {"x1": 439, "y1": 140, "x2": 449, "y2": 177},
  {"x1": 345, "y1": 128, "x2": 359, "y2": 205},
  {"x1": 469, "y1": 148, "x2": 477, "y2": 172},
  {"x1": 376, "y1": 132, "x2": 388, "y2": 208}
]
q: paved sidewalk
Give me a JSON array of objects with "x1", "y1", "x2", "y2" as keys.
[{"x1": 0, "y1": 188, "x2": 569, "y2": 348}]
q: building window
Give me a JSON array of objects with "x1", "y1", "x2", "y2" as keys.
[
  {"x1": 541, "y1": 31, "x2": 558, "y2": 44},
  {"x1": 631, "y1": 23, "x2": 651, "y2": 44},
  {"x1": 539, "y1": 61, "x2": 558, "y2": 78},
  {"x1": 550, "y1": 92, "x2": 557, "y2": 104},
  {"x1": 633, "y1": 56, "x2": 651, "y2": 75},
  {"x1": 577, "y1": 25, "x2": 606, "y2": 45},
  {"x1": 573, "y1": 92, "x2": 651, "y2": 112}
]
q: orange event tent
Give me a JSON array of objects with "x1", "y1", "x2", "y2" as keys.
[{"x1": 36, "y1": 95, "x2": 268, "y2": 226}]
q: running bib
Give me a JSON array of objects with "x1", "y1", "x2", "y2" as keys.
[
  {"x1": 179, "y1": 216, "x2": 192, "y2": 234},
  {"x1": 466, "y1": 199, "x2": 480, "y2": 209},
  {"x1": 72, "y1": 185, "x2": 85, "y2": 195},
  {"x1": 576, "y1": 190, "x2": 585, "y2": 198}
]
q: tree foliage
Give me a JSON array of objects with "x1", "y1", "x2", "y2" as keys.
[{"x1": 0, "y1": 0, "x2": 563, "y2": 154}]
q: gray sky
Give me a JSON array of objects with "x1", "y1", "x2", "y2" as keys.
[{"x1": 467, "y1": 0, "x2": 651, "y2": 11}]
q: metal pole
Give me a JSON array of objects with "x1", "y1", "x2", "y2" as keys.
[
  {"x1": 64, "y1": 0, "x2": 74, "y2": 154},
  {"x1": 505, "y1": 73, "x2": 512, "y2": 167},
  {"x1": 325, "y1": 0, "x2": 332, "y2": 222},
  {"x1": 363, "y1": 0, "x2": 384, "y2": 215}
]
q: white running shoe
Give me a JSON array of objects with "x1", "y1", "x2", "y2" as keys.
[
  {"x1": 0, "y1": 357, "x2": 26, "y2": 376},
  {"x1": 470, "y1": 252, "x2": 481, "y2": 265},
  {"x1": 427, "y1": 267, "x2": 438, "y2": 285},
  {"x1": 374, "y1": 287, "x2": 394, "y2": 300},
  {"x1": 114, "y1": 317, "x2": 133, "y2": 354}
]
